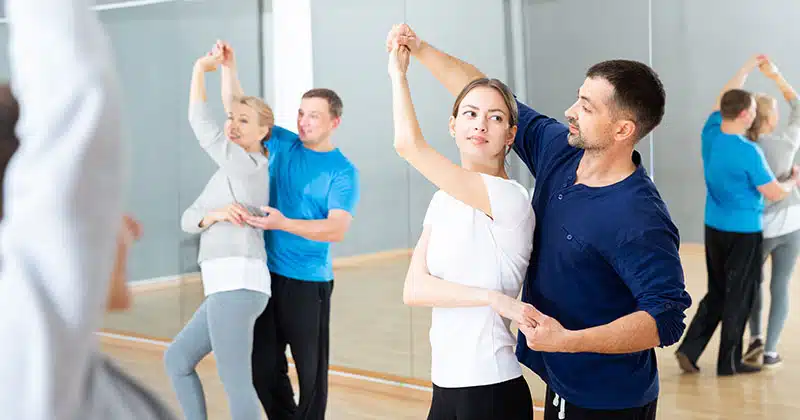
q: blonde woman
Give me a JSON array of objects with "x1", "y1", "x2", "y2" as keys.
[{"x1": 164, "y1": 46, "x2": 274, "y2": 420}]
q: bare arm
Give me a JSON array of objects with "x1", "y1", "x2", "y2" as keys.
[
  {"x1": 713, "y1": 55, "x2": 764, "y2": 111},
  {"x1": 761, "y1": 60, "x2": 798, "y2": 102},
  {"x1": 389, "y1": 46, "x2": 493, "y2": 217},
  {"x1": 403, "y1": 226, "x2": 538, "y2": 326},
  {"x1": 520, "y1": 309, "x2": 661, "y2": 355},
  {"x1": 279, "y1": 210, "x2": 353, "y2": 243},
  {"x1": 218, "y1": 41, "x2": 245, "y2": 113},
  {"x1": 758, "y1": 176, "x2": 798, "y2": 202},
  {"x1": 403, "y1": 227, "x2": 493, "y2": 307},
  {"x1": 569, "y1": 311, "x2": 660, "y2": 354},
  {"x1": 244, "y1": 207, "x2": 352, "y2": 243},
  {"x1": 387, "y1": 24, "x2": 485, "y2": 97}
]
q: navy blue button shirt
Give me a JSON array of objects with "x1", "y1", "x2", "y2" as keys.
[{"x1": 513, "y1": 100, "x2": 692, "y2": 410}]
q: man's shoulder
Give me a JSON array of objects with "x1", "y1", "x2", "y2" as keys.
[{"x1": 327, "y1": 150, "x2": 359, "y2": 177}]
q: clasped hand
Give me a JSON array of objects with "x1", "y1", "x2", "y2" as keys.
[{"x1": 489, "y1": 292, "x2": 576, "y2": 353}]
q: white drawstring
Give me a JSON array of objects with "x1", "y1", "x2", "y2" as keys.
[{"x1": 552, "y1": 392, "x2": 567, "y2": 419}]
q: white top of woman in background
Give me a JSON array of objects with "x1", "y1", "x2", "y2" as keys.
[{"x1": 424, "y1": 174, "x2": 535, "y2": 387}]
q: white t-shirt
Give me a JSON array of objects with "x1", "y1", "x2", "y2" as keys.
[
  {"x1": 423, "y1": 173, "x2": 536, "y2": 388},
  {"x1": 200, "y1": 257, "x2": 271, "y2": 297}
]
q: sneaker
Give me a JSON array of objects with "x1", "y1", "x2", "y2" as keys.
[
  {"x1": 744, "y1": 338, "x2": 764, "y2": 362},
  {"x1": 763, "y1": 354, "x2": 783, "y2": 368},
  {"x1": 675, "y1": 351, "x2": 699, "y2": 373}
]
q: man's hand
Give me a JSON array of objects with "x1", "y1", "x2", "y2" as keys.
[
  {"x1": 386, "y1": 23, "x2": 422, "y2": 55},
  {"x1": 518, "y1": 309, "x2": 579, "y2": 353},
  {"x1": 244, "y1": 206, "x2": 288, "y2": 230}
]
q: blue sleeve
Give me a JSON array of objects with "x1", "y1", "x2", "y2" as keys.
[
  {"x1": 701, "y1": 112, "x2": 722, "y2": 162},
  {"x1": 327, "y1": 166, "x2": 360, "y2": 215},
  {"x1": 264, "y1": 124, "x2": 299, "y2": 155},
  {"x1": 612, "y1": 227, "x2": 692, "y2": 347},
  {"x1": 512, "y1": 99, "x2": 570, "y2": 178},
  {"x1": 745, "y1": 145, "x2": 776, "y2": 187}
]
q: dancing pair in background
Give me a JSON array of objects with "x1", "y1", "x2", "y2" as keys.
[
  {"x1": 166, "y1": 40, "x2": 359, "y2": 420},
  {"x1": 676, "y1": 55, "x2": 800, "y2": 375}
]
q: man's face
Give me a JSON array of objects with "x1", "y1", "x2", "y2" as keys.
[
  {"x1": 564, "y1": 77, "x2": 621, "y2": 151},
  {"x1": 297, "y1": 97, "x2": 339, "y2": 145}
]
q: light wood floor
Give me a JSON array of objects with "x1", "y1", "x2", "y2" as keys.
[{"x1": 102, "y1": 244, "x2": 800, "y2": 418}]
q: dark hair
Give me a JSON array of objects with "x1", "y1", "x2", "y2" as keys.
[
  {"x1": 585, "y1": 60, "x2": 665, "y2": 142},
  {"x1": 451, "y1": 78, "x2": 518, "y2": 128},
  {"x1": 302, "y1": 88, "x2": 343, "y2": 118},
  {"x1": 720, "y1": 89, "x2": 754, "y2": 120},
  {"x1": 0, "y1": 83, "x2": 19, "y2": 219}
]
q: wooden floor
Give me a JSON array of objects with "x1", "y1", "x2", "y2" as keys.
[{"x1": 101, "y1": 244, "x2": 800, "y2": 419}]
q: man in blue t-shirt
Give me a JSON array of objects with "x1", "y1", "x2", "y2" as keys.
[
  {"x1": 218, "y1": 43, "x2": 359, "y2": 420},
  {"x1": 676, "y1": 56, "x2": 798, "y2": 376},
  {"x1": 388, "y1": 25, "x2": 691, "y2": 419}
]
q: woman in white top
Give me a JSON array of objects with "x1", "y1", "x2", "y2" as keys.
[
  {"x1": 388, "y1": 41, "x2": 537, "y2": 419},
  {"x1": 164, "y1": 45, "x2": 273, "y2": 420}
]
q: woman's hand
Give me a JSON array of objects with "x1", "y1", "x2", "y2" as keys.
[
  {"x1": 488, "y1": 291, "x2": 538, "y2": 328},
  {"x1": 195, "y1": 49, "x2": 223, "y2": 73},
  {"x1": 388, "y1": 42, "x2": 411, "y2": 80},
  {"x1": 215, "y1": 40, "x2": 237, "y2": 69},
  {"x1": 201, "y1": 203, "x2": 251, "y2": 228}
]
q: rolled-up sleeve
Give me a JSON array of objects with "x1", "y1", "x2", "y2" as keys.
[{"x1": 612, "y1": 227, "x2": 692, "y2": 347}]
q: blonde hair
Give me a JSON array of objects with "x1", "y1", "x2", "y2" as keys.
[{"x1": 747, "y1": 93, "x2": 777, "y2": 141}]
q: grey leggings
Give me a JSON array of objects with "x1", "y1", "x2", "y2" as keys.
[
  {"x1": 749, "y1": 229, "x2": 800, "y2": 353},
  {"x1": 165, "y1": 289, "x2": 268, "y2": 420}
]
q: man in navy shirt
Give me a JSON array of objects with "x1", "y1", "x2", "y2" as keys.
[{"x1": 387, "y1": 24, "x2": 691, "y2": 419}]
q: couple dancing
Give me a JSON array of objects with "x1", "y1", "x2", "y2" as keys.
[{"x1": 387, "y1": 24, "x2": 691, "y2": 420}]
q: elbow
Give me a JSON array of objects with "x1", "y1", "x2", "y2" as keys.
[
  {"x1": 654, "y1": 311, "x2": 687, "y2": 348},
  {"x1": 326, "y1": 230, "x2": 346, "y2": 243},
  {"x1": 393, "y1": 139, "x2": 414, "y2": 159}
]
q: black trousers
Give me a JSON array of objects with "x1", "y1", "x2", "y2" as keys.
[
  {"x1": 544, "y1": 387, "x2": 657, "y2": 420},
  {"x1": 251, "y1": 273, "x2": 333, "y2": 420},
  {"x1": 677, "y1": 225, "x2": 763, "y2": 374},
  {"x1": 427, "y1": 376, "x2": 533, "y2": 420}
]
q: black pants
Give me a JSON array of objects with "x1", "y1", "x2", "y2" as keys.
[
  {"x1": 427, "y1": 376, "x2": 533, "y2": 420},
  {"x1": 544, "y1": 387, "x2": 657, "y2": 420},
  {"x1": 677, "y1": 225, "x2": 762, "y2": 374},
  {"x1": 251, "y1": 273, "x2": 333, "y2": 420}
]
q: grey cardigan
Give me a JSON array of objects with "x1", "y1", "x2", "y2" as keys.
[
  {"x1": 181, "y1": 100, "x2": 269, "y2": 263},
  {"x1": 760, "y1": 98, "x2": 800, "y2": 236}
]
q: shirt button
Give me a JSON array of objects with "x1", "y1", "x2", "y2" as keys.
[
  {"x1": 665, "y1": 303, "x2": 672, "y2": 309},
  {"x1": 558, "y1": 194, "x2": 563, "y2": 200},
  {"x1": 566, "y1": 234, "x2": 573, "y2": 240}
]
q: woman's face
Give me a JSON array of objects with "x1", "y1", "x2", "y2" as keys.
[{"x1": 225, "y1": 102, "x2": 269, "y2": 151}]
